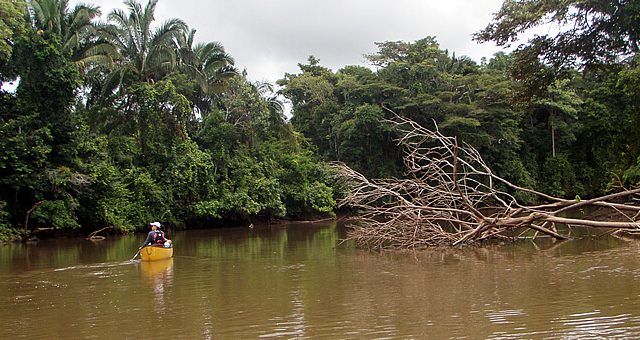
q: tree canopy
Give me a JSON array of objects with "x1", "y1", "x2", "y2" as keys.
[
  {"x1": 476, "y1": 0, "x2": 640, "y2": 68},
  {"x1": 0, "y1": 0, "x2": 335, "y2": 240},
  {"x1": 1, "y1": 0, "x2": 638, "y2": 242}
]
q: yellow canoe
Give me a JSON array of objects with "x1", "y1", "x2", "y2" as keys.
[{"x1": 139, "y1": 246, "x2": 173, "y2": 261}]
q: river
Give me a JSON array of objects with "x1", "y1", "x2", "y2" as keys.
[{"x1": 2, "y1": 221, "x2": 640, "y2": 338}]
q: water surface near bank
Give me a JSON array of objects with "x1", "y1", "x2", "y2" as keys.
[{"x1": 2, "y1": 222, "x2": 640, "y2": 338}]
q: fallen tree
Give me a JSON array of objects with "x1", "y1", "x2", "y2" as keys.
[
  {"x1": 333, "y1": 110, "x2": 640, "y2": 249},
  {"x1": 86, "y1": 227, "x2": 116, "y2": 241}
]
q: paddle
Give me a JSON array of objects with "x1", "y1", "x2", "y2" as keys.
[{"x1": 131, "y1": 247, "x2": 142, "y2": 261}]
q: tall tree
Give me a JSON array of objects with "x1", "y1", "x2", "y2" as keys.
[
  {"x1": 27, "y1": 0, "x2": 101, "y2": 61},
  {"x1": 0, "y1": 30, "x2": 83, "y2": 230},
  {"x1": 174, "y1": 28, "x2": 236, "y2": 114},
  {"x1": 532, "y1": 79, "x2": 582, "y2": 158},
  {"x1": 89, "y1": 0, "x2": 186, "y2": 96},
  {"x1": 254, "y1": 81, "x2": 289, "y2": 133},
  {"x1": 476, "y1": 0, "x2": 640, "y2": 68},
  {"x1": 0, "y1": 0, "x2": 27, "y2": 80}
]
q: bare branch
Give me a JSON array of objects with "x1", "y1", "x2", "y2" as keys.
[{"x1": 334, "y1": 110, "x2": 640, "y2": 249}]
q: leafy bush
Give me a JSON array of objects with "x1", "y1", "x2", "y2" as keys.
[
  {"x1": 540, "y1": 155, "x2": 584, "y2": 198},
  {"x1": 31, "y1": 199, "x2": 80, "y2": 229}
]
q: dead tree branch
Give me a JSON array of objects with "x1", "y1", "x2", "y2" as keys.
[
  {"x1": 24, "y1": 201, "x2": 45, "y2": 231},
  {"x1": 86, "y1": 227, "x2": 116, "y2": 240},
  {"x1": 334, "y1": 111, "x2": 640, "y2": 249}
]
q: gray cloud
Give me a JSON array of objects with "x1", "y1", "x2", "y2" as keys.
[{"x1": 77, "y1": 0, "x2": 505, "y2": 82}]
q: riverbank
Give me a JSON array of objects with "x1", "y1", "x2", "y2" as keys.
[{"x1": 0, "y1": 213, "x2": 340, "y2": 244}]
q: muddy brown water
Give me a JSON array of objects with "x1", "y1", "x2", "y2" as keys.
[{"x1": 2, "y1": 222, "x2": 640, "y2": 338}]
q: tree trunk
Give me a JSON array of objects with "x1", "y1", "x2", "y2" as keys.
[
  {"x1": 551, "y1": 124, "x2": 556, "y2": 158},
  {"x1": 24, "y1": 201, "x2": 45, "y2": 231}
]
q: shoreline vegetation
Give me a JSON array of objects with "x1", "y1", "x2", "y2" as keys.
[
  {"x1": 0, "y1": 0, "x2": 336, "y2": 243},
  {"x1": 1, "y1": 214, "x2": 342, "y2": 244},
  {"x1": 2, "y1": 0, "x2": 640, "y2": 246}
]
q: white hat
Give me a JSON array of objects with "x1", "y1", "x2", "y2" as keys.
[{"x1": 150, "y1": 222, "x2": 161, "y2": 228}]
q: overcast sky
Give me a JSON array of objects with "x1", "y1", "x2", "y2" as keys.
[{"x1": 74, "y1": 0, "x2": 506, "y2": 83}]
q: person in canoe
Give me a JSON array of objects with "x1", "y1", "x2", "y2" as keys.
[{"x1": 142, "y1": 222, "x2": 172, "y2": 248}]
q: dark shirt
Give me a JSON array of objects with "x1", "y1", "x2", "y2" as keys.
[{"x1": 142, "y1": 230, "x2": 164, "y2": 247}]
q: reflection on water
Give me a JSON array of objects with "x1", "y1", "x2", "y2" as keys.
[
  {"x1": 2, "y1": 222, "x2": 640, "y2": 338},
  {"x1": 140, "y1": 258, "x2": 174, "y2": 277},
  {"x1": 140, "y1": 258, "x2": 174, "y2": 315}
]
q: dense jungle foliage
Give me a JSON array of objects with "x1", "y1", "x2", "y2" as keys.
[
  {"x1": 279, "y1": 0, "x2": 640, "y2": 202},
  {"x1": 1, "y1": 0, "x2": 639, "y2": 240},
  {"x1": 0, "y1": 0, "x2": 335, "y2": 240}
]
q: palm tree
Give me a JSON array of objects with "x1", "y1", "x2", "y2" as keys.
[
  {"x1": 90, "y1": 0, "x2": 186, "y2": 95},
  {"x1": 175, "y1": 28, "x2": 237, "y2": 113},
  {"x1": 254, "y1": 80, "x2": 295, "y2": 139},
  {"x1": 255, "y1": 81, "x2": 285, "y2": 123},
  {"x1": 27, "y1": 0, "x2": 101, "y2": 61}
]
